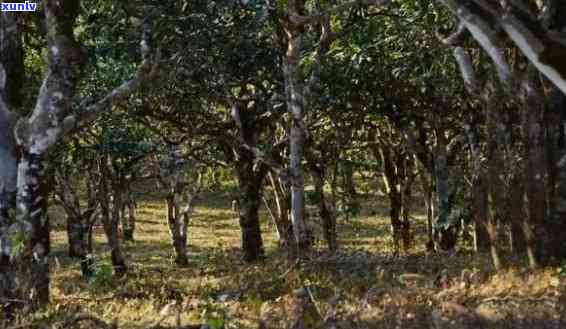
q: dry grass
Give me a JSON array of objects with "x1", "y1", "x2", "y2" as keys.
[{"x1": 5, "y1": 190, "x2": 566, "y2": 329}]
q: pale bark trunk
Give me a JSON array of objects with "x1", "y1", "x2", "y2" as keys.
[
  {"x1": 284, "y1": 32, "x2": 310, "y2": 253},
  {"x1": 158, "y1": 147, "x2": 201, "y2": 267},
  {"x1": 122, "y1": 183, "x2": 136, "y2": 241},
  {"x1": 2, "y1": 1, "x2": 83, "y2": 310},
  {"x1": 166, "y1": 190, "x2": 193, "y2": 266},
  {"x1": 14, "y1": 151, "x2": 51, "y2": 308},
  {"x1": 268, "y1": 173, "x2": 294, "y2": 248}
]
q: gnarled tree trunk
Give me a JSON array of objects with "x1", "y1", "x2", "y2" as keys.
[
  {"x1": 235, "y1": 150, "x2": 267, "y2": 262},
  {"x1": 158, "y1": 146, "x2": 201, "y2": 267},
  {"x1": 166, "y1": 188, "x2": 196, "y2": 267}
]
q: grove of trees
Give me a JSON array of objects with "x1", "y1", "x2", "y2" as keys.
[{"x1": 1, "y1": 0, "x2": 566, "y2": 327}]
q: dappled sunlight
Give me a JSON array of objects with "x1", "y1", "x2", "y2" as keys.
[{"x1": 23, "y1": 192, "x2": 560, "y2": 328}]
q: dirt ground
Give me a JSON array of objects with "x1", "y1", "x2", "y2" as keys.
[{"x1": 4, "y1": 190, "x2": 566, "y2": 329}]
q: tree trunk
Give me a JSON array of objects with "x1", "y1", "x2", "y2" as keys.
[
  {"x1": 400, "y1": 158, "x2": 415, "y2": 253},
  {"x1": 1, "y1": 0, "x2": 154, "y2": 312},
  {"x1": 14, "y1": 151, "x2": 51, "y2": 309},
  {"x1": 236, "y1": 151, "x2": 266, "y2": 262},
  {"x1": 485, "y1": 90, "x2": 506, "y2": 270},
  {"x1": 66, "y1": 214, "x2": 94, "y2": 278},
  {"x1": 160, "y1": 149, "x2": 200, "y2": 267},
  {"x1": 508, "y1": 171, "x2": 527, "y2": 257},
  {"x1": 67, "y1": 216, "x2": 90, "y2": 258},
  {"x1": 420, "y1": 173, "x2": 436, "y2": 251},
  {"x1": 548, "y1": 89, "x2": 566, "y2": 262},
  {"x1": 522, "y1": 80, "x2": 548, "y2": 268},
  {"x1": 464, "y1": 110, "x2": 491, "y2": 253},
  {"x1": 99, "y1": 159, "x2": 127, "y2": 275},
  {"x1": 268, "y1": 172, "x2": 294, "y2": 249},
  {"x1": 433, "y1": 131, "x2": 458, "y2": 251},
  {"x1": 122, "y1": 183, "x2": 136, "y2": 241},
  {"x1": 342, "y1": 161, "x2": 357, "y2": 197},
  {"x1": 284, "y1": 30, "x2": 310, "y2": 253},
  {"x1": 310, "y1": 163, "x2": 337, "y2": 253},
  {"x1": 166, "y1": 193, "x2": 189, "y2": 266}
]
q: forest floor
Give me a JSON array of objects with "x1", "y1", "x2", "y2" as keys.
[{"x1": 7, "y1": 189, "x2": 566, "y2": 329}]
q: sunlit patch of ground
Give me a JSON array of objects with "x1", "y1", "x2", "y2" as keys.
[{"x1": 6, "y1": 189, "x2": 566, "y2": 329}]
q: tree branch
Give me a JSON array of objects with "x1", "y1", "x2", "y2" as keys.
[
  {"x1": 230, "y1": 103, "x2": 287, "y2": 175},
  {"x1": 71, "y1": 24, "x2": 161, "y2": 132},
  {"x1": 437, "y1": 22, "x2": 467, "y2": 46},
  {"x1": 500, "y1": 11, "x2": 566, "y2": 94},
  {"x1": 439, "y1": 0, "x2": 513, "y2": 87}
]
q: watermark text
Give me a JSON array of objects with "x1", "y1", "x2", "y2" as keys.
[{"x1": 1, "y1": 1, "x2": 37, "y2": 12}]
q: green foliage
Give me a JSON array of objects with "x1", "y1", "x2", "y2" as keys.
[
  {"x1": 207, "y1": 317, "x2": 225, "y2": 329},
  {"x1": 305, "y1": 190, "x2": 322, "y2": 204},
  {"x1": 201, "y1": 302, "x2": 226, "y2": 329},
  {"x1": 88, "y1": 259, "x2": 114, "y2": 287},
  {"x1": 338, "y1": 200, "x2": 361, "y2": 219},
  {"x1": 9, "y1": 230, "x2": 26, "y2": 259}
]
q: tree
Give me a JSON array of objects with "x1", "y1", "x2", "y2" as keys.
[
  {"x1": 0, "y1": 0, "x2": 158, "y2": 311},
  {"x1": 151, "y1": 144, "x2": 203, "y2": 266}
]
